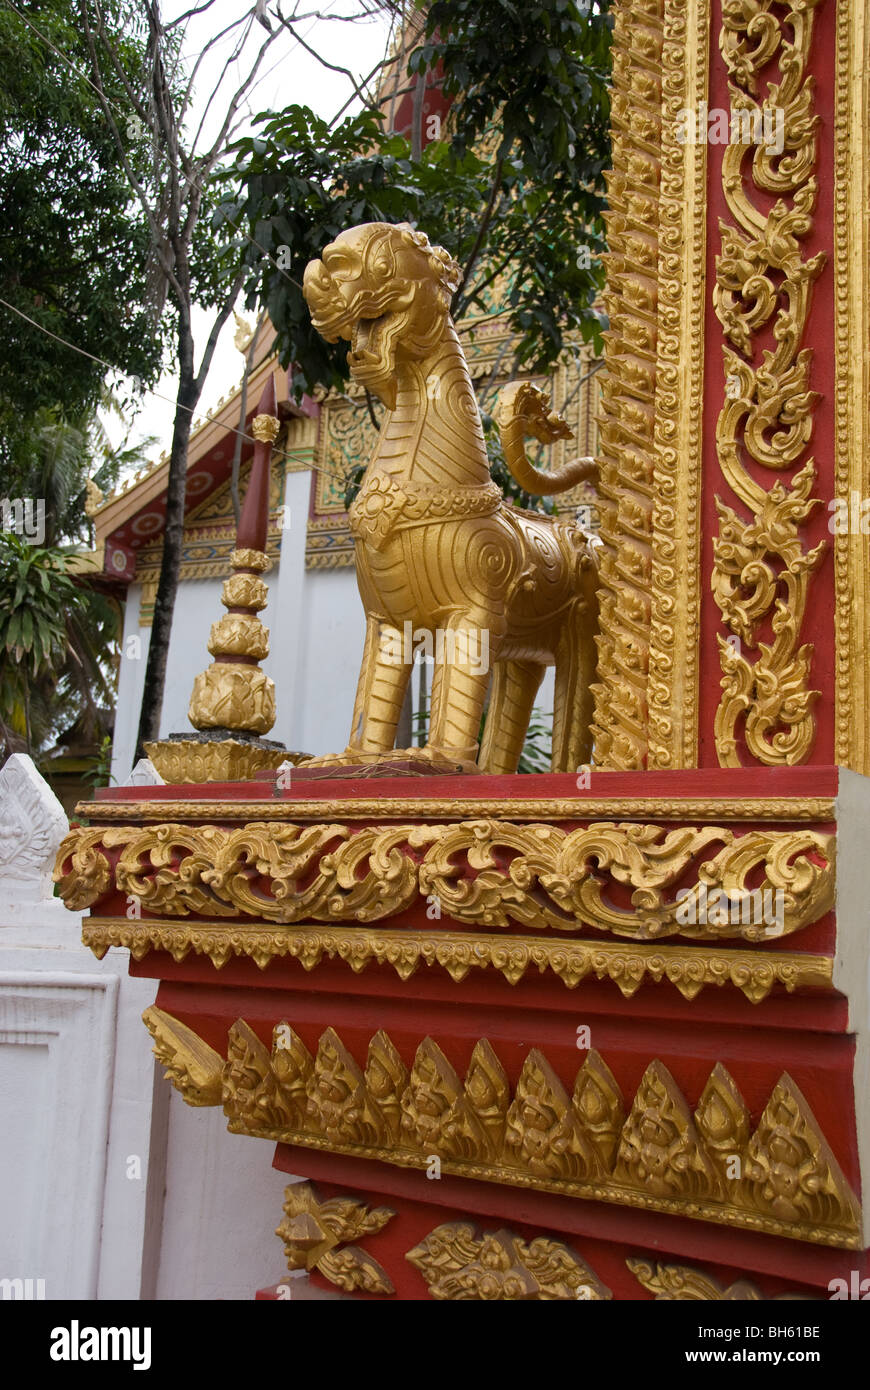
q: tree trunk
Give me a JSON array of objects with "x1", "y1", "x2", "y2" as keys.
[
  {"x1": 23, "y1": 675, "x2": 31, "y2": 759},
  {"x1": 134, "y1": 318, "x2": 199, "y2": 759},
  {"x1": 411, "y1": 69, "x2": 426, "y2": 161}
]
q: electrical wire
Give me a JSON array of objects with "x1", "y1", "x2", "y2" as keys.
[{"x1": 0, "y1": 294, "x2": 354, "y2": 487}]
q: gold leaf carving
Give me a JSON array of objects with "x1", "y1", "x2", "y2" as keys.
[
  {"x1": 573, "y1": 1049, "x2": 624, "y2": 1171},
  {"x1": 590, "y1": 0, "x2": 663, "y2": 771},
  {"x1": 745, "y1": 1073, "x2": 862, "y2": 1232},
  {"x1": 251, "y1": 413, "x2": 279, "y2": 444},
  {"x1": 271, "y1": 1022, "x2": 314, "y2": 1130},
  {"x1": 627, "y1": 1257, "x2": 813, "y2": 1301},
  {"x1": 149, "y1": 1008, "x2": 863, "y2": 1248},
  {"x1": 308, "y1": 1026, "x2": 386, "y2": 1147},
  {"x1": 646, "y1": 0, "x2": 709, "y2": 769},
  {"x1": 505, "y1": 1050, "x2": 598, "y2": 1181},
  {"x1": 464, "y1": 1040, "x2": 510, "y2": 1160},
  {"x1": 613, "y1": 1060, "x2": 719, "y2": 1199},
  {"x1": 54, "y1": 826, "x2": 139, "y2": 910},
  {"x1": 694, "y1": 1062, "x2": 751, "y2": 1185},
  {"x1": 83, "y1": 917, "x2": 834, "y2": 1004},
  {"x1": 62, "y1": 817, "x2": 834, "y2": 941},
  {"x1": 142, "y1": 1004, "x2": 223, "y2": 1106},
  {"x1": 364, "y1": 1031, "x2": 408, "y2": 1144},
  {"x1": 407, "y1": 1222, "x2": 611, "y2": 1301},
  {"x1": 401, "y1": 1037, "x2": 491, "y2": 1160},
  {"x1": 713, "y1": 0, "x2": 826, "y2": 765},
  {"x1": 72, "y1": 794, "x2": 838, "y2": 823},
  {"x1": 223, "y1": 1019, "x2": 297, "y2": 1130},
  {"x1": 276, "y1": 1181, "x2": 394, "y2": 1295}
]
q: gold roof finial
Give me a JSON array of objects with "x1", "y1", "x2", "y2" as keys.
[
  {"x1": 233, "y1": 311, "x2": 255, "y2": 355},
  {"x1": 84, "y1": 478, "x2": 104, "y2": 517}
]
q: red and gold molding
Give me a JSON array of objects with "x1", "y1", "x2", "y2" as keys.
[
  {"x1": 83, "y1": 917, "x2": 833, "y2": 1004},
  {"x1": 56, "y1": 818, "x2": 834, "y2": 943},
  {"x1": 58, "y1": 770, "x2": 865, "y2": 1288},
  {"x1": 259, "y1": 1177, "x2": 843, "y2": 1300},
  {"x1": 59, "y1": 769, "x2": 841, "y2": 1003},
  {"x1": 142, "y1": 1006, "x2": 862, "y2": 1250}
]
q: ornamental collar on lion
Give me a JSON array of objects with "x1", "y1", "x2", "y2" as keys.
[{"x1": 302, "y1": 222, "x2": 461, "y2": 410}]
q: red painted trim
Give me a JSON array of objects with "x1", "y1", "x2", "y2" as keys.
[
  {"x1": 93, "y1": 764, "x2": 843, "y2": 802},
  {"x1": 270, "y1": 1146, "x2": 867, "y2": 1296}
]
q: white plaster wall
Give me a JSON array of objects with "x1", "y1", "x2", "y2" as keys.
[
  {"x1": 294, "y1": 564, "x2": 365, "y2": 756},
  {"x1": 0, "y1": 938, "x2": 160, "y2": 1300},
  {"x1": 0, "y1": 758, "x2": 313, "y2": 1302},
  {"x1": 153, "y1": 1095, "x2": 290, "y2": 1301},
  {"x1": 111, "y1": 583, "x2": 146, "y2": 785},
  {"x1": 267, "y1": 469, "x2": 316, "y2": 756},
  {"x1": 833, "y1": 768, "x2": 870, "y2": 1246},
  {"x1": 0, "y1": 758, "x2": 160, "y2": 1300},
  {"x1": 159, "y1": 576, "x2": 226, "y2": 738}
]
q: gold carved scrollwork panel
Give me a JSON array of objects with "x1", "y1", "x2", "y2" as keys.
[
  {"x1": 55, "y1": 818, "x2": 835, "y2": 944},
  {"x1": 712, "y1": 0, "x2": 826, "y2": 766}
]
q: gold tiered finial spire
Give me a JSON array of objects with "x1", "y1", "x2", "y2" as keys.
[
  {"x1": 145, "y1": 376, "x2": 291, "y2": 782},
  {"x1": 188, "y1": 376, "x2": 279, "y2": 736}
]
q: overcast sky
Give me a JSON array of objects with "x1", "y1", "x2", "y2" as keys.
[{"x1": 112, "y1": 0, "x2": 396, "y2": 459}]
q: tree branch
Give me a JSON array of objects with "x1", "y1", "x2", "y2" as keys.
[
  {"x1": 451, "y1": 156, "x2": 506, "y2": 316},
  {"x1": 275, "y1": 3, "x2": 383, "y2": 112},
  {"x1": 194, "y1": 266, "x2": 248, "y2": 395}
]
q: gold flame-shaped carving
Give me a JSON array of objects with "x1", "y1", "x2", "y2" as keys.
[{"x1": 149, "y1": 1010, "x2": 861, "y2": 1249}]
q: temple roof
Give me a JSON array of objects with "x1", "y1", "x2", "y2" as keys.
[{"x1": 74, "y1": 320, "x2": 317, "y2": 588}]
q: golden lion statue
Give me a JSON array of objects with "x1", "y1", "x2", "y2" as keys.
[{"x1": 302, "y1": 222, "x2": 599, "y2": 773}]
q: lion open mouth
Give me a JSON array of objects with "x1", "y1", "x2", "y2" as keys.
[{"x1": 351, "y1": 314, "x2": 387, "y2": 357}]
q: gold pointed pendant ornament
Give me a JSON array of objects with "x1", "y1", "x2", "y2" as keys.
[
  {"x1": 146, "y1": 378, "x2": 292, "y2": 782},
  {"x1": 142, "y1": 1006, "x2": 862, "y2": 1250},
  {"x1": 300, "y1": 223, "x2": 600, "y2": 774}
]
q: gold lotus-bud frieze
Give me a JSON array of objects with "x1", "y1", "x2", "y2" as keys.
[{"x1": 140, "y1": 1007, "x2": 862, "y2": 1250}]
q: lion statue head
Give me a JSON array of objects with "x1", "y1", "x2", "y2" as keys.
[{"x1": 303, "y1": 222, "x2": 461, "y2": 409}]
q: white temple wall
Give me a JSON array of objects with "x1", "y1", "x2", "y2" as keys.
[
  {"x1": 111, "y1": 583, "x2": 147, "y2": 785},
  {"x1": 293, "y1": 564, "x2": 365, "y2": 757},
  {"x1": 109, "y1": 467, "x2": 367, "y2": 778},
  {"x1": 0, "y1": 757, "x2": 158, "y2": 1300},
  {"x1": 0, "y1": 756, "x2": 313, "y2": 1301}
]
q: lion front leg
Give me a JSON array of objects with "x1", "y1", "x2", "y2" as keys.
[
  {"x1": 300, "y1": 618, "x2": 412, "y2": 767},
  {"x1": 346, "y1": 618, "x2": 414, "y2": 755}
]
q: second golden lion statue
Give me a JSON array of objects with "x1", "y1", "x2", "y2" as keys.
[{"x1": 302, "y1": 222, "x2": 599, "y2": 773}]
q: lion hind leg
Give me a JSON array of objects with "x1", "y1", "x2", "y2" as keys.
[
  {"x1": 478, "y1": 659, "x2": 546, "y2": 774},
  {"x1": 552, "y1": 580, "x2": 599, "y2": 774}
]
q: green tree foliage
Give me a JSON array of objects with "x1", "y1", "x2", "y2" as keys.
[
  {"x1": 0, "y1": 0, "x2": 166, "y2": 463},
  {"x1": 0, "y1": 535, "x2": 85, "y2": 755},
  {"x1": 0, "y1": 529, "x2": 122, "y2": 763},
  {"x1": 225, "y1": 0, "x2": 612, "y2": 402},
  {"x1": 0, "y1": 404, "x2": 155, "y2": 765}
]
